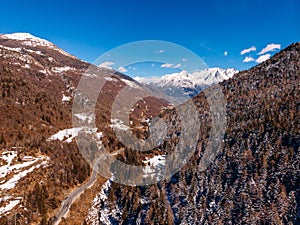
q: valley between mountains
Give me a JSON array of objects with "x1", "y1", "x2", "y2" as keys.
[{"x1": 0, "y1": 33, "x2": 299, "y2": 224}]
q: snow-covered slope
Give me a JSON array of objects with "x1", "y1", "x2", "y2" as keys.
[
  {"x1": 190, "y1": 67, "x2": 237, "y2": 86},
  {"x1": 0, "y1": 32, "x2": 76, "y2": 58},
  {"x1": 0, "y1": 150, "x2": 49, "y2": 216},
  {"x1": 1, "y1": 33, "x2": 54, "y2": 46},
  {"x1": 135, "y1": 68, "x2": 238, "y2": 100}
]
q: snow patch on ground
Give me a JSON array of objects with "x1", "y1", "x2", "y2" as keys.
[
  {"x1": 48, "y1": 127, "x2": 99, "y2": 143},
  {"x1": 62, "y1": 94, "x2": 71, "y2": 102},
  {"x1": 39, "y1": 69, "x2": 48, "y2": 75},
  {"x1": 74, "y1": 113, "x2": 93, "y2": 124},
  {"x1": 110, "y1": 118, "x2": 130, "y2": 131},
  {"x1": 86, "y1": 179, "x2": 121, "y2": 225},
  {"x1": 95, "y1": 132, "x2": 103, "y2": 140},
  {"x1": 143, "y1": 155, "x2": 166, "y2": 178},
  {"x1": 1, "y1": 151, "x2": 37, "y2": 179},
  {"x1": 0, "y1": 45, "x2": 22, "y2": 53},
  {"x1": 52, "y1": 66, "x2": 75, "y2": 73},
  {"x1": 48, "y1": 127, "x2": 83, "y2": 143},
  {"x1": 0, "y1": 197, "x2": 22, "y2": 215},
  {"x1": 25, "y1": 49, "x2": 43, "y2": 55},
  {"x1": 22, "y1": 64, "x2": 31, "y2": 69},
  {"x1": 0, "y1": 151, "x2": 49, "y2": 190},
  {"x1": 0, "y1": 161, "x2": 48, "y2": 190}
]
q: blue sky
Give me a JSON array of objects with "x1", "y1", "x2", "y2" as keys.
[{"x1": 0, "y1": 0, "x2": 299, "y2": 73}]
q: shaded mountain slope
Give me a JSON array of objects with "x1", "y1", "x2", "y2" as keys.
[{"x1": 86, "y1": 43, "x2": 300, "y2": 225}]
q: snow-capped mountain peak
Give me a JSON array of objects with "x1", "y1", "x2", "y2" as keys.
[
  {"x1": 190, "y1": 67, "x2": 238, "y2": 86},
  {"x1": 158, "y1": 70, "x2": 193, "y2": 88},
  {"x1": 0, "y1": 32, "x2": 76, "y2": 59},
  {"x1": 1, "y1": 32, "x2": 47, "y2": 41},
  {"x1": 0, "y1": 32, "x2": 56, "y2": 47},
  {"x1": 135, "y1": 67, "x2": 239, "y2": 102}
]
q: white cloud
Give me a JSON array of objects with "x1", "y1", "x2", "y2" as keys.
[
  {"x1": 243, "y1": 56, "x2": 255, "y2": 63},
  {"x1": 156, "y1": 49, "x2": 165, "y2": 54},
  {"x1": 161, "y1": 63, "x2": 173, "y2": 68},
  {"x1": 256, "y1": 54, "x2": 271, "y2": 63},
  {"x1": 224, "y1": 51, "x2": 228, "y2": 56},
  {"x1": 182, "y1": 58, "x2": 188, "y2": 62},
  {"x1": 161, "y1": 63, "x2": 181, "y2": 69},
  {"x1": 98, "y1": 61, "x2": 114, "y2": 69},
  {"x1": 258, "y1": 43, "x2": 281, "y2": 55},
  {"x1": 128, "y1": 66, "x2": 137, "y2": 70},
  {"x1": 118, "y1": 66, "x2": 127, "y2": 73},
  {"x1": 240, "y1": 46, "x2": 256, "y2": 55}
]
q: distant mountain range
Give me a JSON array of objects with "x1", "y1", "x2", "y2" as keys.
[{"x1": 135, "y1": 68, "x2": 238, "y2": 101}]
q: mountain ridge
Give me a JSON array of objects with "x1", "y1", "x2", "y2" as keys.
[
  {"x1": 0, "y1": 32, "x2": 160, "y2": 224},
  {"x1": 86, "y1": 42, "x2": 300, "y2": 224},
  {"x1": 135, "y1": 67, "x2": 238, "y2": 101},
  {"x1": 0, "y1": 32, "x2": 78, "y2": 59}
]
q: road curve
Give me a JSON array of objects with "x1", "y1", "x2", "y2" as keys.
[
  {"x1": 53, "y1": 149, "x2": 123, "y2": 225},
  {"x1": 53, "y1": 165, "x2": 98, "y2": 225}
]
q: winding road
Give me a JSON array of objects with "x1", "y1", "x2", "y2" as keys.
[
  {"x1": 53, "y1": 165, "x2": 98, "y2": 225},
  {"x1": 53, "y1": 149, "x2": 123, "y2": 225}
]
